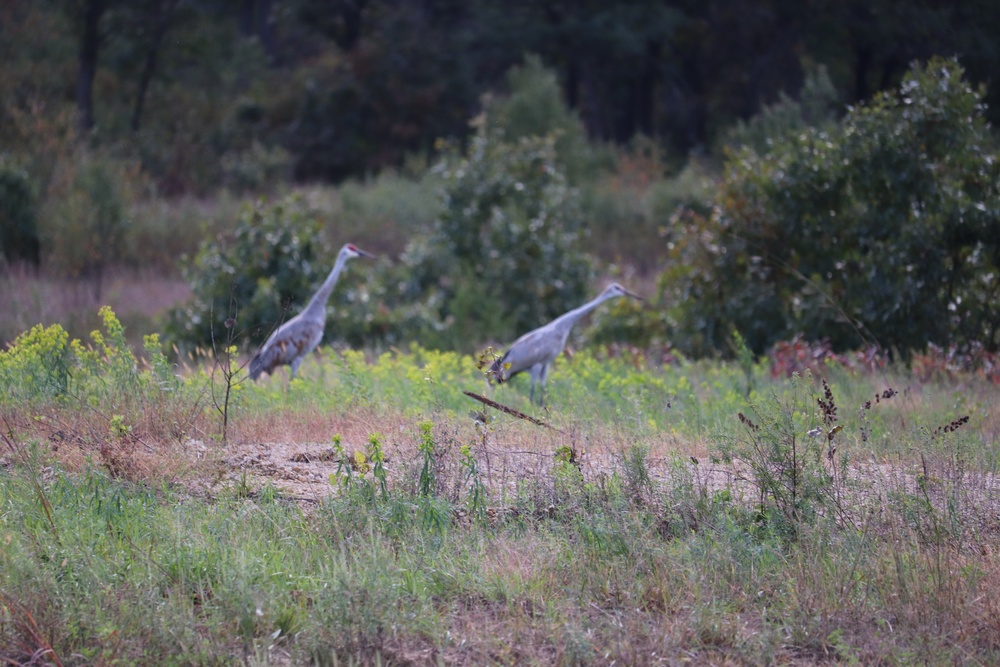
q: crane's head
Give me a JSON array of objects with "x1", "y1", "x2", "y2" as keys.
[
  {"x1": 603, "y1": 282, "x2": 643, "y2": 302},
  {"x1": 487, "y1": 356, "x2": 510, "y2": 384},
  {"x1": 342, "y1": 243, "x2": 376, "y2": 260}
]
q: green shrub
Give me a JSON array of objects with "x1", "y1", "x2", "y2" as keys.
[
  {"x1": 666, "y1": 57, "x2": 1000, "y2": 356},
  {"x1": 0, "y1": 307, "x2": 182, "y2": 411},
  {"x1": 0, "y1": 322, "x2": 73, "y2": 403},
  {"x1": 375, "y1": 57, "x2": 601, "y2": 351},
  {"x1": 388, "y1": 128, "x2": 595, "y2": 351},
  {"x1": 483, "y1": 54, "x2": 609, "y2": 183},
  {"x1": 165, "y1": 195, "x2": 333, "y2": 353},
  {"x1": 721, "y1": 65, "x2": 839, "y2": 156}
]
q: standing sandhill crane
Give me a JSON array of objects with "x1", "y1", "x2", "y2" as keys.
[
  {"x1": 249, "y1": 243, "x2": 375, "y2": 381},
  {"x1": 488, "y1": 282, "x2": 642, "y2": 405}
]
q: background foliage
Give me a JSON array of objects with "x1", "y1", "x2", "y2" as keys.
[
  {"x1": 42, "y1": 152, "x2": 135, "y2": 301},
  {"x1": 5, "y1": 2, "x2": 1000, "y2": 362},
  {"x1": 166, "y1": 196, "x2": 333, "y2": 352},
  {"x1": 168, "y1": 60, "x2": 596, "y2": 354},
  {"x1": 661, "y1": 58, "x2": 1000, "y2": 357},
  {"x1": 395, "y1": 127, "x2": 594, "y2": 352},
  {"x1": 5, "y1": 1, "x2": 1000, "y2": 194},
  {"x1": 0, "y1": 159, "x2": 39, "y2": 267}
]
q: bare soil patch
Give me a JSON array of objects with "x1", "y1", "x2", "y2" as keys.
[{"x1": 214, "y1": 411, "x2": 766, "y2": 508}]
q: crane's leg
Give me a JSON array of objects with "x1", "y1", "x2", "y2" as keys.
[
  {"x1": 537, "y1": 362, "x2": 551, "y2": 406},
  {"x1": 528, "y1": 363, "x2": 543, "y2": 404},
  {"x1": 290, "y1": 356, "x2": 303, "y2": 379}
]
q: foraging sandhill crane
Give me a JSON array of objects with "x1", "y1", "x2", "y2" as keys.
[
  {"x1": 249, "y1": 243, "x2": 375, "y2": 380},
  {"x1": 488, "y1": 282, "x2": 642, "y2": 404}
]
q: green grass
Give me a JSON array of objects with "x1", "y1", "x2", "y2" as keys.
[
  {"x1": 1, "y1": 314, "x2": 999, "y2": 664},
  {"x1": 3, "y1": 446, "x2": 996, "y2": 664}
]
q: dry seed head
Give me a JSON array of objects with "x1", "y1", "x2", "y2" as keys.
[
  {"x1": 737, "y1": 411, "x2": 760, "y2": 432},
  {"x1": 933, "y1": 415, "x2": 970, "y2": 436},
  {"x1": 817, "y1": 379, "x2": 838, "y2": 426}
]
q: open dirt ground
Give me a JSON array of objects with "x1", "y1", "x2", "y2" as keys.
[{"x1": 193, "y1": 407, "x2": 1000, "y2": 545}]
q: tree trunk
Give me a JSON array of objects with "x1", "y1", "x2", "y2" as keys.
[
  {"x1": 131, "y1": 0, "x2": 177, "y2": 132},
  {"x1": 76, "y1": 0, "x2": 105, "y2": 134},
  {"x1": 241, "y1": 0, "x2": 278, "y2": 64},
  {"x1": 257, "y1": 0, "x2": 276, "y2": 63}
]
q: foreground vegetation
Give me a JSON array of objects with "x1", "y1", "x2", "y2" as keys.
[{"x1": 1, "y1": 311, "x2": 998, "y2": 665}]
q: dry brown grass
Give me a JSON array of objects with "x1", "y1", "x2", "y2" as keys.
[
  {"x1": 5, "y1": 406, "x2": 205, "y2": 486},
  {"x1": 0, "y1": 264, "x2": 190, "y2": 347}
]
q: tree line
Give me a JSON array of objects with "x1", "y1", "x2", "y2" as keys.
[{"x1": 4, "y1": 0, "x2": 1000, "y2": 191}]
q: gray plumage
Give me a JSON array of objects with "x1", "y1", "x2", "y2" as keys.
[
  {"x1": 488, "y1": 282, "x2": 642, "y2": 404},
  {"x1": 249, "y1": 243, "x2": 374, "y2": 381}
]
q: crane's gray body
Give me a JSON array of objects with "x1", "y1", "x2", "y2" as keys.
[
  {"x1": 488, "y1": 283, "x2": 641, "y2": 404},
  {"x1": 249, "y1": 243, "x2": 374, "y2": 380}
]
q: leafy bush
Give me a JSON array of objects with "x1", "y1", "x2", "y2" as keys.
[
  {"x1": 166, "y1": 195, "x2": 334, "y2": 353},
  {"x1": 0, "y1": 322, "x2": 73, "y2": 403},
  {"x1": 721, "y1": 65, "x2": 840, "y2": 156},
  {"x1": 665, "y1": 57, "x2": 1000, "y2": 357},
  {"x1": 335, "y1": 57, "x2": 603, "y2": 352},
  {"x1": 386, "y1": 129, "x2": 595, "y2": 351},
  {"x1": 483, "y1": 54, "x2": 609, "y2": 183}
]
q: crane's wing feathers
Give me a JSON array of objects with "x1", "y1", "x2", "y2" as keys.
[
  {"x1": 248, "y1": 317, "x2": 323, "y2": 380},
  {"x1": 490, "y1": 328, "x2": 555, "y2": 382},
  {"x1": 249, "y1": 341, "x2": 280, "y2": 380}
]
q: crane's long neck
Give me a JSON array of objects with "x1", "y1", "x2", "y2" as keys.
[
  {"x1": 551, "y1": 291, "x2": 615, "y2": 336},
  {"x1": 302, "y1": 252, "x2": 348, "y2": 319}
]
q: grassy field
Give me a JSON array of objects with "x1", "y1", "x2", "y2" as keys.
[{"x1": 1, "y1": 310, "x2": 999, "y2": 665}]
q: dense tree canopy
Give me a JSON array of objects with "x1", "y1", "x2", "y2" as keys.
[{"x1": 3, "y1": 1, "x2": 1000, "y2": 190}]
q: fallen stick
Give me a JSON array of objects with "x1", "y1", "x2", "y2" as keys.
[{"x1": 463, "y1": 391, "x2": 562, "y2": 432}]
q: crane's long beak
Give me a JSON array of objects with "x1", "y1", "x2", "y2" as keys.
[
  {"x1": 623, "y1": 287, "x2": 644, "y2": 302},
  {"x1": 355, "y1": 247, "x2": 376, "y2": 259}
]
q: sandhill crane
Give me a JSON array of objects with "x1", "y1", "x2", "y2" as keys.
[
  {"x1": 488, "y1": 282, "x2": 642, "y2": 404},
  {"x1": 249, "y1": 243, "x2": 375, "y2": 381}
]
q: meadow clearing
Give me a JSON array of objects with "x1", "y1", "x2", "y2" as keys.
[
  {"x1": 5, "y1": 8, "x2": 1000, "y2": 664},
  {"x1": 1, "y1": 309, "x2": 998, "y2": 665}
]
